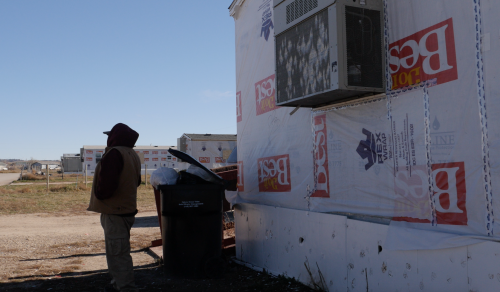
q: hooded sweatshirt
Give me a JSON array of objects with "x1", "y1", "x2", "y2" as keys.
[{"x1": 88, "y1": 123, "x2": 141, "y2": 215}]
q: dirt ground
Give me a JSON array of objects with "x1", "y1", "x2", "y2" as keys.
[
  {"x1": 0, "y1": 211, "x2": 315, "y2": 292},
  {"x1": 0, "y1": 211, "x2": 161, "y2": 282}
]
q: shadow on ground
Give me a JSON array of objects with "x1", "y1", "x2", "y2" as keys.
[
  {"x1": 18, "y1": 248, "x2": 148, "y2": 262},
  {"x1": 0, "y1": 261, "x2": 315, "y2": 292}
]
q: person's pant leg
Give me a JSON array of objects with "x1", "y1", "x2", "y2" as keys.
[{"x1": 100, "y1": 213, "x2": 136, "y2": 291}]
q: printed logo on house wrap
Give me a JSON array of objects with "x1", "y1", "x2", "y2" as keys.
[
  {"x1": 258, "y1": 154, "x2": 291, "y2": 192},
  {"x1": 433, "y1": 162, "x2": 467, "y2": 225},
  {"x1": 199, "y1": 157, "x2": 210, "y2": 163},
  {"x1": 356, "y1": 128, "x2": 391, "y2": 171},
  {"x1": 86, "y1": 157, "x2": 92, "y2": 161},
  {"x1": 144, "y1": 158, "x2": 149, "y2": 162},
  {"x1": 255, "y1": 74, "x2": 278, "y2": 116},
  {"x1": 389, "y1": 18, "x2": 457, "y2": 89},
  {"x1": 143, "y1": 151, "x2": 150, "y2": 155},
  {"x1": 311, "y1": 114, "x2": 330, "y2": 198},
  {"x1": 258, "y1": 0, "x2": 274, "y2": 41},
  {"x1": 152, "y1": 158, "x2": 158, "y2": 161},
  {"x1": 237, "y1": 161, "x2": 244, "y2": 192},
  {"x1": 86, "y1": 150, "x2": 93, "y2": 154},
  {"x1": 236, "y1": 91, "x2": 242, "y2": 123},
  {"x1": 430, "y1": 116, "x2": 456, "y2": 162},
  {"x1": 215, "y1": 157, "x2": 226, "y2": 163},
  {"x1": 394, "y1": 162, "x2": 467, "y2": 225},
  {"x1": 393, "y1": 165, "x2": 432, "y2": 221}
]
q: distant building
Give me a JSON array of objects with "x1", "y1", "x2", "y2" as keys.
[
  {"x1": 31, "y1": 162, "x2": 60, "y2": 171},
  {"x1": 80, "y1": 145, "x2": 180, "y2": 174},
  {"x1": 61, "y1": 154, "x2": 83, "y2": 173},
  {"x1": 0, "y1": 162, "x2": 7, "y2": 170},
  {"x1": 31, "y1": 162, "x2": 43, "y2": 171},
  {"x1": 177, "y1": 133, "x2": 237, "y2": 169}
]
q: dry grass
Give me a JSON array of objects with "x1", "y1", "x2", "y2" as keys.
[
  {"x1": 21, "y1": 173, "x2": 46, "y2": 181},
  {"x1": 20, "y1": 263, "x2": 82, "y2": 276},
  {"x1": 0, "y1": 183, "x2": 157, "y2": 215},
  {"x1": 16, "y1": 173, "x2": 90, "y2": 183},
  {"x1": 50, "y1": 241, "x2": 99, "y2": 249},
  {"x1": 131, "y1": 239, "x2": 153, "y2": 250},
  {"x1": 49, "y1": 240, "x2": 105, "y2": 255},
  {"x1": 0, "y1": 170, "x2": 21, "y2": 173},
  {"x1": 0, "y1": 187, "x2": 32, "y2": 195},
  {"x1": 51, "y1": 239, "x2": 104, "y2": 249},
  {"x1": 49, "y1": 184, "x2": 89, "y2": 192},
  {"x1": 15, "y1": 173, "x2": 153, "y2": 185}
]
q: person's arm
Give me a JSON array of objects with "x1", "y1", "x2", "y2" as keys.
[{"x1": 95, "y1": 149, "x2": 123, "y2": 200}]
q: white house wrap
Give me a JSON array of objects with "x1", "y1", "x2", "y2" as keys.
[{"x1": 229, "y1": 0, "x2": 500, "y2": 290}]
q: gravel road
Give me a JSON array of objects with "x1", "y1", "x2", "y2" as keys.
[{"x1": 0, "y1": 173, "x2": 20, "y2": 186}]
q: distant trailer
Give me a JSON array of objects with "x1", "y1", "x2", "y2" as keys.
[
  {"x1": 61, "y1": 154, "x2": 82, "y2": 173},
  {"x1": 80, "y1": 145, "x2": 181, "y2": 174}
]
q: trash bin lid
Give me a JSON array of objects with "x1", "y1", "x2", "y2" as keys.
[{"x1": 168, "y1": 148, "x2": 225, "y2": 185}]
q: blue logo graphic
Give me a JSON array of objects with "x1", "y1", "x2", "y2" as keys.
[
  {"x1": 432, "y1": 116, "x2": 440, "y2": 131},
  {"x1": 356, "y1": 129, "x2": 376, "y2": 170},
  {"x1": 261, "y1": 7, "x2": 273, "y2": 41},
  {"x1": 356, "y1": 128, "x2": 388, "y2": 171}
]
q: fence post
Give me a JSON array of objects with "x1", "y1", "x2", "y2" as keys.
[
  {"x1": 85, "y1": 164, "x2": 88, "y2": 187},
  {"x1": 145, "y1": 164, "x2": 148, "y2": 187},
  {"x1": 46, "y1": 164, "x2": 49, "y2": 193}
]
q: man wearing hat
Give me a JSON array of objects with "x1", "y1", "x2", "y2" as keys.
[{"x1": 88, "y1": 123, "x2": 141, "y2": 292}]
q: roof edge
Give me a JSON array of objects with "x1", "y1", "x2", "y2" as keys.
[
  {"x1": 229, "y1": 0, "x2": 246, "y2": 17},
  {"x1": 182, "y1": 133, "x2": 237, "y2": 141}
]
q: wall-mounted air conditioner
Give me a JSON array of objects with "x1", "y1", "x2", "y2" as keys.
[{"x1": 274, "y1": 0, "x2": 385, "y2": 108}]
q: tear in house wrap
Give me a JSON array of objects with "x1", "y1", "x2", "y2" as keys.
[{"x1": 230, "y1": 0, "x2": 500, "y2": 249}]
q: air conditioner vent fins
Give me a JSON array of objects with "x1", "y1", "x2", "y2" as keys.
[
  {"x1": 286, "y1": 0, "x2": 319, "y2": 24},
  {"x1": 274, "y1": 0, "x2": 385, "y2": 107},
  {"x1": 277, "y1": 9, "x2": 330, "y2": 103}
]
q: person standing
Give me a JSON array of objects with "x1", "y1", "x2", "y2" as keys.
[{"x1": 88, "y1": 123, "x2": 141, "y2": 292}]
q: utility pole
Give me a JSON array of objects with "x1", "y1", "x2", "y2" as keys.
[
  {"x1": 85, "y1": 164, "x2": 88, "y2": 187},
  {"x1": 145, "y1": 164, "x2": 148, "y2": 187}
]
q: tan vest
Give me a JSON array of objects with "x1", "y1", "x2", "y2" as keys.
[{"x1": 88, "y1": 146, "x2": 141, "y2": 214}]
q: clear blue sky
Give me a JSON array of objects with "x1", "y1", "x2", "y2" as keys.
[{"x1": 0, "y1": 1, "x2": 236, "y2": 160}]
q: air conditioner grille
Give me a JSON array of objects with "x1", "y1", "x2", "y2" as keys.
[
  {"x1": 286, "y1": 0, "x2": 319, "y2": 24},
  {"x1": 276, "y1": 9, "x2": 330, "y2": 104},
  {"x1": 345, "y1": 6, "x2": 383, "y2": 88}
]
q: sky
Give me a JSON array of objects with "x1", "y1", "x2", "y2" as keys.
[{"x1": 0, "y1": 1, "x2": 237, "y2": 160}]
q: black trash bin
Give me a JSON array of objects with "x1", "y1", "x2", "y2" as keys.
[{"x1": 159, "y1": 149, "x2": 226, "y2": 279}]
